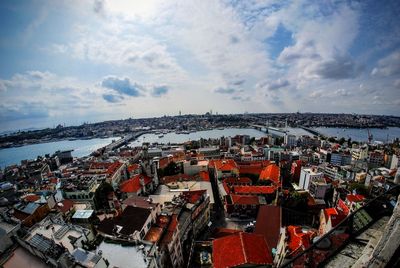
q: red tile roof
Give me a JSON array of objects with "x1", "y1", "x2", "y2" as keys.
[
  {"x1": 181, "y1": 190, "x2": 206, "y2": 204},
  {"x1": 230, "y1": 194, "x2": 260, "y2": 205},
  {"x1": 106, "y1": 161, "x2": 123, "y2": 175},
  {"x1": 212, "y1": 232, "x2": 273, "y2": 268},
  {"x1": 254, "y1": 205, "x2": 281, "y2": 249},
  {"x1": 120, "y1": 174, "x2": 152, "y2": 193},
  {"x1": 223, "y1": 177, "x2": 252, "y2": 185},
  {"x1": 57, "y1": 199, "x2": 74, "y2": 214},
  {"x1": 89, "y1": 162, "x2": 113, "y2": 170},
  {"x1": 234, "y1": 185, "x2": 276, "y2": 195},
  {"x1": 127, "y1": 164, "x2": 140, "y2": 173},
  {"x1": 161, "y1": 174, "x2": 191, "y2": 184},
  {"x1": 346, "y1": 194, "x2": 365, "y2": 203},
  {"x1": 23, "y1": 194, "x2": 40, "y2": 202},
  {"x1": 286, "y1": 226, "x2": 315, "y2": 257},
  {"x1": 198, "y1": 171, "x2": 210, "y2": 181},
  {"x1": 324, "y1": 208, "x2": 346, "y2": 227},
  {"x1": 259, "y1": 164, "x2": 280, "y2": 185},
  {"x1": 213, "y1": 159, "x2": 238, "y2": 171}
]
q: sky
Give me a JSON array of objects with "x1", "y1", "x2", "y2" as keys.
[{"x1": 0, "y1": 0, "x2": 399, "y2": 131}]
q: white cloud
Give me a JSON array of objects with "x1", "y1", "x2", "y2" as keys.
[{"x1": 371, "y1": 50, "x2": 400, "y2": 77}]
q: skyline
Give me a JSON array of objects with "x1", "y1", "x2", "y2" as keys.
[{"x1": 1, "y1": 0, "x2": 400, "y2": 131}]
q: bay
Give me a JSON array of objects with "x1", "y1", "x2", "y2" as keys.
[
  {"x1": 129, "y1": 128, "x2": 267, "y2": 146},
  {"x1": 0, "y1": 137, "x2": 118, "y2": 168},
  {"x1": 313, "y1": 127, "x2": 400, "y2": 143}
]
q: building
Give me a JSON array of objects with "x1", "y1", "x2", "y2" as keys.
[
  {"x1": 71, "y1": 248, "x2": 108, "y2": 268},
  {"x1": 24, "y1": 214, "x2": 95, "y2": 254},
  {"x1": 211, "y1": 159, "x2": 239, "y2": 180},
  {"x1": 144, "y1": 214, "x2": 184, "y2": 268},
  {"x1": 97, "y1": 206, "x2": 154, "y2": 241},
  {"x1": 330, "y1": 151, "x2": 352, "y2": 166},
  {"x1": 254, "y1": 205, "x2": 281, "y2": 251},
  {"x1": 224, "y1": 194, "x2": 266, "y2": 218},
  {"x1": 61, "y1": 176, "x2": 99, "y2": 208},
  {"x1": 308, "y1": 177, "x2": 331, "y2": 199},
  {"x1": 298, "y1": 167, "x2": 323, "y2": 190},
  {"x1": 183, "y1": 159, "x2": 209, "y2": 176},
  {"x1": 368, "y1": 151, "x2": 385, "y2": 168},
  {"x1": 351, "y1": 146, "x2": 368, "y2": 161},
  {"x1": 274, "y1": 225, "x2": 316, "y2": 267},
  {"x1": 197, "y1": 147, "x2": 220, "y2": 159},
  {"x1": 212, "y1": 232, "x2": 273, "y2": 268},
  {"x1": 290, "y1": 160, "x2": 302, "y2": 184},
  {"x1": 259, "y1": 164, "x2": 281, "y2": 186},
  {"x1": 12, "y1": 202, "x2": 50, "y2": 227},
  {"x1": 120, "y1": 174, "x2": 154, "y2": 197},
  {"x1": 284, "y1": 134, "x2": 297, "y2": 148},
  {"x1": 318, "y1": 207, "x2": 347, "y2": 235}
]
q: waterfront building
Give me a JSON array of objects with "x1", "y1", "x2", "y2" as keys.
[
  {"x1": 368, "y1": 150, "x2": 385, "y2": 168},
  {"x1": 284, "y1": 134, "x2": 297, "y2": 148},
  {"x1": 351, "y1": 145, "x2": 368, "y2": 161}
]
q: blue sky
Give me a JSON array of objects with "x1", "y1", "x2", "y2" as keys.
[{"x1": 0, "y1": 0, "x2": 399, "y2": 131}]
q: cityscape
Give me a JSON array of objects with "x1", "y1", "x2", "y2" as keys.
[{"x1": 1, "y1": 1, "x2": 400, "y2": 268}]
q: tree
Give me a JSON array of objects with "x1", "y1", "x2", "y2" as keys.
[
  {"x1": 348, "y1": 182, "x2": 369, "y2": 197},
  {"x1": 338, "y1": 137, "x2": 346, "y2": 145},
  {"x1": 94, "y1": 182, "x2": 114, "y2": 210},
  {"x1": 158, "y1": 161, "x2": 182, "y2": 177}
]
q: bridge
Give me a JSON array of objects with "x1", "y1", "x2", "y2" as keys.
[
  {"x1": 299, "y1": 126, "x2": 325, "y2": 137},
  {"x1": 252, "y1": 125, "x2": 288, "y2": 134},
  {"x1": 104, "y1": 131, "x2": 149, "y2": 152}
]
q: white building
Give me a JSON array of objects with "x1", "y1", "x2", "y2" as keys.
[
  {"x1": 284, "y1": 134, "x2": 297, "y2": 147},
  {"x1": 351, "y1": 146, "x2": 368, "y2": 161},
  {"x1": 309, "y1": 177, "x2": 331, "y2": 199},
  {"x1": 298, "y1": 167, "x2": 324, "y2": 190}
]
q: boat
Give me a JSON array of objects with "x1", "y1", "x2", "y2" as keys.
[{"x1": 158, "y1": 134, "x2": 164, "y2": 138}]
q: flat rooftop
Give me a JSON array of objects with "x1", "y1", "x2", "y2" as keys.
[{"x1": 2, "y1": 247, "x2": 50, "y2": 268}]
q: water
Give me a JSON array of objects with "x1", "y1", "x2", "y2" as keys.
[
  {"x1": 2, "y1": 127, "x2": 399, "y2": 168},
  {"x1": 129, "y1": 128, "x2": 267, "y2": 146},
  {"x1": 0, "y1": 137, "x2": 118, "y2": 168},
  {"x1": 313, "y1": 127, "x2": 400, "y2": 143}
]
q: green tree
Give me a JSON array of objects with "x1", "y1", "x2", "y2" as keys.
[
  {"x1": 348, "y1": 182, "x2": 369, "y2": 196},
  {"x1": 94, "y1": 182, "x2": 114, "y2": 210},
  {"x1": 158, "y1": 161, "x2": 182, "y2": 177}
]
